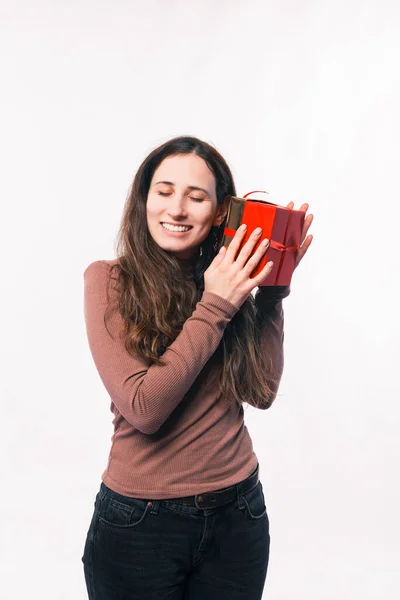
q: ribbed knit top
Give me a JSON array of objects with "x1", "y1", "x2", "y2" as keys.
[{"x1": 83, "y1": 259, "x2": 290, "y2": 499}]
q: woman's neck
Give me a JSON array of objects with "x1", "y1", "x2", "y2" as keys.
[{"x1": 175, "y1": 252, "x2": 198, "y2": 275}]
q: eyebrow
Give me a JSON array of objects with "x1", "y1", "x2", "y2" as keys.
[{"x1": 154, "y1": 181, "x2": 210, "y2": 196}]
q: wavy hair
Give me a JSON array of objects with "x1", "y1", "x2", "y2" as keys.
[{"x1": 104, "y1": 135, "x2": 277, "y2": 410}]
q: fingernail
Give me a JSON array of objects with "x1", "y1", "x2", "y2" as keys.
[
  {"x1": 254, "y1": 227, "x2": 262, "y2": 235},
  {"x1": 239, "y1": 224, "x2": 247, "y2": 231},
  {"x1": 261, "y1": 238, "x2": 269, "y2": 246}
]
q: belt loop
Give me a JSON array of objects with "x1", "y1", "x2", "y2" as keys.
[
  {"x1": 237, "y1": 463, "x2": 258, "y2": 509},
  {"x1": 236, "y1": 479, "x2": 245, "y2": 510},
  {"x1": 99, "y1": 482, "x2": 109, "y2": 502}
]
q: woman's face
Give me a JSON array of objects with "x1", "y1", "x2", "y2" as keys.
[{"x1": 147, "y1": 154, "x2": 227, "y2": 259}]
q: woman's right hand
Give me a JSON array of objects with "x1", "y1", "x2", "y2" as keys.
[{"x1": 204, "y1": 224, "x2": 274, "y2": 309}]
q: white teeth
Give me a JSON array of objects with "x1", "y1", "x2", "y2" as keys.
[{"x1": 161, "y1": 223, "x2": 191, "y2": 232}]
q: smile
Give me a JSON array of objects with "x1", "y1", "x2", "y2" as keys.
[{"x1": 161, "y1": 222, "x2": 192, "y2": 233}]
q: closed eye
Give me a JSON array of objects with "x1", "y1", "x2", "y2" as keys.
[{"x1": 158, "y1": 192, "x2": 204, "y2": 202}]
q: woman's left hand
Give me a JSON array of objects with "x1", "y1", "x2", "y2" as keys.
[{"x1": 286, "y1": 202, "x2": 313, "y2": 270}]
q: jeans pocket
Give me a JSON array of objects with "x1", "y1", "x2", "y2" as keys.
[
  {"x1": 98, "y1": 489, "x2": 150, "y2": 529},
  {"x1": 81, "y1": 489, "x2": 103, "y2": 564},
  {"x1": 242, "y1": 481, "x2": 267, "y2": 520}
]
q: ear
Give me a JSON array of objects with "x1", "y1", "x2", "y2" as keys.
[{"x1": 212, "y1": 195, "x2": 231, "y2": 227}]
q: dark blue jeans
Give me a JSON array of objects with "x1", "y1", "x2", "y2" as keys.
[{"x1": 81, "y1": 464, "x2": 270, "y2": 599}]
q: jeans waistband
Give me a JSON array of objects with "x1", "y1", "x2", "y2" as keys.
[{"x1": 163, "y1": 463, "x2": 260, "y2": 510}]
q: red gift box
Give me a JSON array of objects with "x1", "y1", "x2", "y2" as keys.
[{"x1": 219, "y1": 191, "x2": 305, "y2": 286}]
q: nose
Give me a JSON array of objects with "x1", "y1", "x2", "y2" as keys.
[{"x1": 167, "y1": 193, "x2": 189, "y2": 218}]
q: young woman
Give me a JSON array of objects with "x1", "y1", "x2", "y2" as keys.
[{"x1": 81, "y1": 135, "x2": 313, "y2": 599}]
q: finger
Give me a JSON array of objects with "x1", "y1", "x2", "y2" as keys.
[
  {"x1": 286, "y1": 202, "x2": 312, "y2": 245},
  {"x1": 206, "y1": 245, "x2": 226, "y2": 275},
  {"x1": 295, "y1": 235, "x2": 313, "y2": 268},
  {"x1": 286, "y1": 201, "x2": 309, "y2": 213},
  {"x1": 281, "y1": 203, "x2": 314, "y2": 259},
  {"x1": 242, "y1": 237, "x2": 270, "y2": 276},
  {"x1": 224, "y1": 224, "x2": 248, "y2": 263},
  {"x1": 209, "y1": 245, "x2": 226, "y2": 271},
  {"x1": 235, "y1": 226, "x2": 264, "y2": 269},
  {"x1": 300, "y1": 214, "x2": 313, "y2": 245},
  {"x1": 252, "y1": 258, "x2": 274, "y2": 287}
]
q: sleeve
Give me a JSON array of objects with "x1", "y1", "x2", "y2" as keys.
[
  {"x1": 83, "y1": 260, "x2": 240, "y2": 434},
  {"x1": 245, "y1": 285, "x2": 291, "y2": 409}
]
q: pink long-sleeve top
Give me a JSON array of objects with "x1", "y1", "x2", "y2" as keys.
[{"x1": 83, "y1": 259, "x2": 289, "y2": 499}]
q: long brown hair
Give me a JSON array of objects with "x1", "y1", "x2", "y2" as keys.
[{"x1": 104, "y1": 135, "x2": 278, "y2": 410}]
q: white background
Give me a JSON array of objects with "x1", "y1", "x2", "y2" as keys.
[{"x1": 1, "y1": 1, "x2": 399, "y2": 598}]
